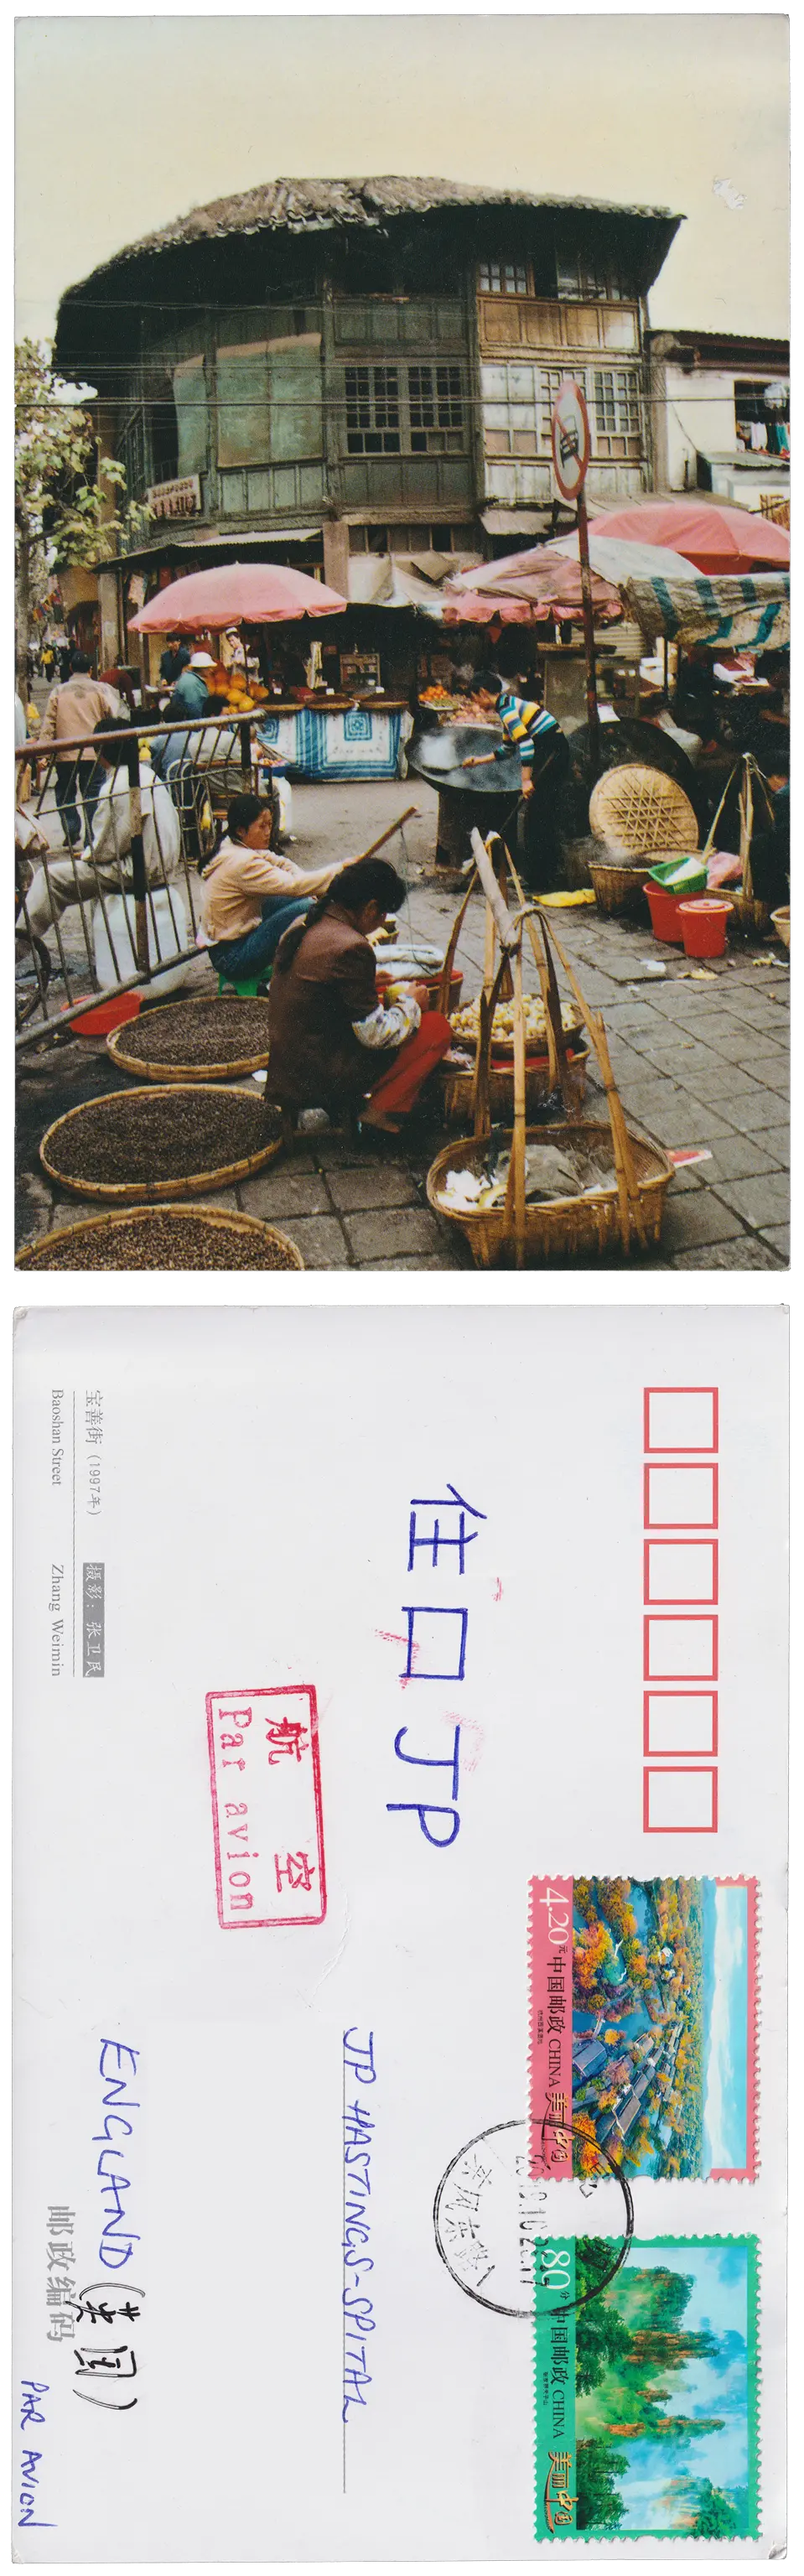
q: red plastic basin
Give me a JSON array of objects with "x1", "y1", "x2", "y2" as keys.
[
  {"x1": 646, "y1": 882, "x2": 684, "y2": 943},
  {"x1": 73, "y1": 991, "x2": 143, "y2": 1038},
  {"x1": 677, "y1": 899, "x2": 731, "y2": 959}
]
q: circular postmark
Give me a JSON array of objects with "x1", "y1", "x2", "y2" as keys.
[{"x1": 433, "y1": 2116, "x2": 633, "y2": 2319}]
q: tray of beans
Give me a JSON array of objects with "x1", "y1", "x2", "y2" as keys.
[
  {"x1": 17, "y1": 1206, "x2": 303, "y2": 1270},
  {"x1": 39, "y1": 1085, "x2": 283, "y2": 1203},
  {"x1": 107, "y1": 995, "x2": 274, "y2": 1083}
]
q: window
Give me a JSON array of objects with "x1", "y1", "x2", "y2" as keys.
[
  {"x1": 480, "y1": 260, "x2": 530, "y2": 294},
  {"x1": 593, "y1": 367, "x2": 641, "y2": 457},
  {"x1": 556, "y1": 240, "x2": 630, "y2": 302},
  {"x1": 173, "y1": 357, "x2": 207, "y2": 479},
  {"x1": 345, "y1": 366, "x2": 400, "y2": 454},
  {"x1": 483, "y1": 361, "x2": 642, "y2": 463},
  {"x1": 734, "y1": 379, "x2": 790, "y2": 456},
  {"x1": 348, "y1": 522, "x2": 471, "y2": 554},
  {"x1": 216, "y1": 338, "x2": 323, "y2": 469},
  {"x1": 407, "y1": 364, "x2": 464, "y2": 451}
]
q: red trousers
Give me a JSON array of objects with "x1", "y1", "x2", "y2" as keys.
[{"x1": 366, "y1": 1010, "x2": 452, "y2": 1116}]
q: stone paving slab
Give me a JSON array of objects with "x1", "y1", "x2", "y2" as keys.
[
  {"x1": 711, "y1": 1171, "x2": 791, "y2": 1229},
  {"x1": 759, "y1": 1223, "x2": 790, "y2": 1259},
  {"x1": 325, "y1": 1165, "x2": 421, "y2": 1213},
  {"x1": 672, "y1": 1238, "x2": 786, "y2": 1270}
]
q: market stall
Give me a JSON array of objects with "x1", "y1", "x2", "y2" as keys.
[{"x1": 128, "y1": 558, "x2": 410, "y2": 782}]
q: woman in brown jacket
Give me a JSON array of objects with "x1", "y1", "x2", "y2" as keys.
[{"x1": 267, "y1": 856, "x2": 452, "y2": 1133}]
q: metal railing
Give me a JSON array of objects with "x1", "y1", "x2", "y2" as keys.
[{"x1": 15, "y1": 710, "x2": 259, "y2": 1048}]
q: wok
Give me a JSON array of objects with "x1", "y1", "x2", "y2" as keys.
[{"x1": 408, "y1": 722, "x2": 523, "y2": 798}]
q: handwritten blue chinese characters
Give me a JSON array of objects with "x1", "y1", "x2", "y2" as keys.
[
  {"x1": 388, "y1": 1483, "x2": 485, "y2": 1846},
  {"x1": 342, "y1": 2028, "x2": 376, "y2": 2461}
]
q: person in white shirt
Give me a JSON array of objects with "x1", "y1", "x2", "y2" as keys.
[{"x1": 24, "y1": 714, "x2": 182, "y2": 940}]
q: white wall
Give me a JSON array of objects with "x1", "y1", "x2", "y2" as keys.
[{"x1": 664, "y1": 366, "x2": 736, "y2": 489}]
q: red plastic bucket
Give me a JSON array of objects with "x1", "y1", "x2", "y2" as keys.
[
  {"x1": 677, "y1": 900, "x2": 730, "y2": 959},
  {"x1": 646, "y1": 882, "x2": 684, "y2": 943}
]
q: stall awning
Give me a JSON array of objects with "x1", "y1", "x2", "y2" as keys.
[
  {"x1": 623, "y1": 569, "x2": 791, "y2": 649},
  {"x1": 346, "y1": 554, "x2": 458, "y2": 617},
  {"x1": 480, "y1": 508, "x2": 557, "y2": 537},
  {"x1": 105, "y1": 527, "x2": 322, "y2": 570}
]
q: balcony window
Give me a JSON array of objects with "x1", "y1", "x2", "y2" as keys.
[
  {"x1": 408, "y1": 363, "x2": 464, "y2": 452},
  {"x1": 480, "y1": 260, "x2": 530, "y2": 294},
  {"x1": 345, "y1": 366, "x2": 401, "y2": 454},
  {"x1": 556, "y1": 241, "x2": 630, "y2": 302},
  {"x1": 482, "y1": 361, "x2": 641, "y2": 462}
]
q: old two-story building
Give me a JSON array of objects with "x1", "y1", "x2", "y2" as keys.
[
  {"x1": 53, "y1": 177, "x2": 682, "y2": 674},
  {"x1": 646, "y1": 328, "x2": 790, "y2": 518}
]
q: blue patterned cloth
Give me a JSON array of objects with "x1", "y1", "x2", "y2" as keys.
[{"x1": 257, "y1": 709, "x2": 402, "y2": 780}]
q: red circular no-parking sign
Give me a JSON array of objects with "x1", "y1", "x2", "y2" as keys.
[{"x1": 550, "y1": 378, "x2": 591, "y2": 501}]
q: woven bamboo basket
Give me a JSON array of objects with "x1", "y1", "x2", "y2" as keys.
[
  {"x1": 434, "y1": 847, "x2": 590, "y2": 1128},
  {"x1": 427, "y1": 1120, "x2": 672, "y2": 1267},
  {"x1": 438, "y1": 1045, "x2": 590, "y2": 1124},
  {"x1": 718, "y1": 889, "x2": 770, "y2": 937},
  {"x1": 588, "y1": 857, "x2": 651, "y2": 918},
  {"x1": 39, "y1": 1085, "x2": 283, "y2": 1204},
  {"x1": 107, "y1": 995, "x2": 273, "y2": 1083},
  {"x1": 426, "y1": 828, "x2": 675, "y2": 1270},
  {"x1": 589, "y1": 764, "x2": 699, "y2": 857},
  {"x1": 771, "y1": 905, "x2": 790, "y2": 950},
  {"x1": 17, "y1": 1205, "x2": 303, "y2": 1271}
]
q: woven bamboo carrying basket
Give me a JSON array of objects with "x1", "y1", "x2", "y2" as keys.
[
  {"x1": 588, "y1": 857, "x2": 651, "y2": 918},
  {"x1": 589, "y1": 764, "x2": 699, "y2": 857},
  {"x1": 428, "y1": 1121, "x2": 671, "y2": 1267},
  {"x1": 107, "y1": 995, "x2": 273, "y2": 1083},
  {"x1": 426, "y1": 829, "x2": 674, "y2": 1270},
  {"x1": 434, "y1": 849, "x2": 589, "y2": 1124},
  {"x1": 439, "y1": 1049, "x2": 590, "y2": 1124},
  {"x1": 17, "y1": 1205, "x2": 304, "y2": 1270},
  {"x1": 39, "y1": 1085, "x2": 283, "y2": 1204}
]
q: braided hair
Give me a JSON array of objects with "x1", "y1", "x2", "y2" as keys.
[{"x1": 272, "y1": 855, "x2": 406, "y2": 972}]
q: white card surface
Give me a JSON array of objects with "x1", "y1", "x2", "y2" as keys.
[{"x1": 13, "y1": 1305, "x2": 787, "y2": 2560}]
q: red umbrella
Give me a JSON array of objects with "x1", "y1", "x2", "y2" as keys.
[
  {"x1": 582, "y1": 498, "x2": 790, "y2": 577},
  {"x1": 128, "y1": 559, "x2": 346, "y2": 631}
]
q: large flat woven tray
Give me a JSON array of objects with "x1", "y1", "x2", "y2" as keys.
[{"x1": 589, "y1": 763, "x2": 698, "y2": 857}]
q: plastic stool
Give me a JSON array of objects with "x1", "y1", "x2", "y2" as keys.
[{"x1": 217, "y1": 972, "x2": 262, "y2": 998}]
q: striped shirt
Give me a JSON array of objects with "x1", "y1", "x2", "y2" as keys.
[{"x1": 498, "y1": 690, "x2": 558, "y2": 766}]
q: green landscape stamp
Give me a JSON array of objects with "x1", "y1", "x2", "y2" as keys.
[{"x1": 534, "y1": 2236, "x2": 759, "y2": 2540}]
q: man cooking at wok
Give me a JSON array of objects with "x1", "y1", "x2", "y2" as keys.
[{"x1": 472, "y1": 668, "x2": 570, "y2": 886}]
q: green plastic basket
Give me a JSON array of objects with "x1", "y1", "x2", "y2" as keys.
[{"x1": 646, "y1": 853, "x2": 707, "y2": 895}]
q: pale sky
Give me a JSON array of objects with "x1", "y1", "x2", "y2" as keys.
[{"x1": 15, "y1": 13, "x2": 789, "y2": 345}]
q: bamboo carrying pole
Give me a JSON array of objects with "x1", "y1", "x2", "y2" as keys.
[{"x1": 468, "y1": 828, "x2": 647, "y2": 1256}]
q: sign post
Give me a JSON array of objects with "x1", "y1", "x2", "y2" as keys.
[{"x1": 550, "y1": 380, "x2": 600, "y2": 775}]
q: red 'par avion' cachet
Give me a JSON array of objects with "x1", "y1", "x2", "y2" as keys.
[{"x1": 206, "y1": 1685, "x2": 326, "y2": 1928}]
